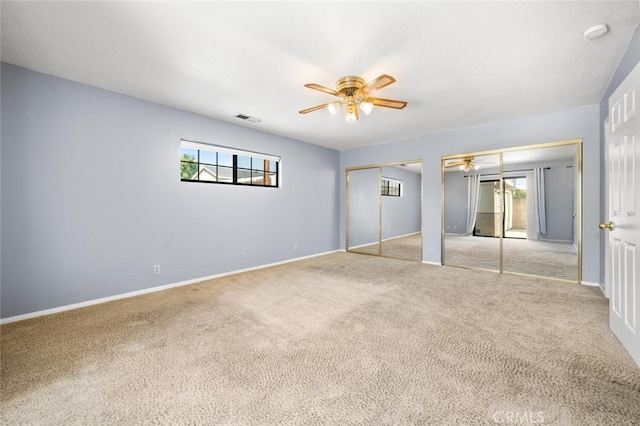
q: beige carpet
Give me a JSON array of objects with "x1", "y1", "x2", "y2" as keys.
[
  {"x1": 445, "y1": 235, "x2": 579, "y2": 281},
  {"x1": 2, "y1": 253, "x2": 638, "y2": 425}
]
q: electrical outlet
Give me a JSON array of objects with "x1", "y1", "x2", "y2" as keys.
[
  {"x1": 153, "y1": 265, "x2": 160, "y2": 275},
  {"x1": 239, "y1": 251, "x2": 245, "y2": 260},
  {"x1": 293, "y1": 243, "x2": 298, "y2": 251},
  {"x1": 429, "y1": 246, "x2": 435, "y2": 253}
]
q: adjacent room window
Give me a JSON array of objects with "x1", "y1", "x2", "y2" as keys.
[
  {"x1": 180, "y1": 140, "x2": 279, "y2": 187},
  {"x1": 381, "y1": 177, "x2": 402, "y2": 197}
]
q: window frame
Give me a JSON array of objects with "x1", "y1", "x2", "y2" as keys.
[
  {"x1": 381, "y1": 177, "x2": 402, "y2": 197},
  {"x1": 180, "y1": 140, "x2": 280, "y2": 188}
]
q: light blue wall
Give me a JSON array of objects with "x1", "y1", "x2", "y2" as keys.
[
  {"x1": 339, "y1": 105, "x2": 601, "y2": 283},
  {"x1": 0, "y1": 63, "x2": 340, "y2": 318},
  {"x1": 535, "y1": 161, "x2": 574, "y2": 242}
]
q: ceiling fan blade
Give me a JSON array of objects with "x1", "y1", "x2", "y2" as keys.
[
  {"x1": 368, "y1": 97, "x2": 407, "y2": 109},
  {"x1": 358, "y1": 74, "x2": 396, "y2": 95},
  {"x1": 304, "y1": 83, "x2": 342, "y2": 97},
  {"x1": 445, "y1": 162, "x2": 464, "y2": 168},
  {"x1": 299, "y1": 103, "x2": 331, "y2": 114}
]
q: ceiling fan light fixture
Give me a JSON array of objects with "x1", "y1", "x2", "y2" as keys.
[
  {"x1": 446, "y1": 156, "x2": 489, "y2": 172},
  {"x1": 345, "y1": 103, "x2": 359, "y2": 123},
  {"x1": 299, "y1": 74, "x2": 406, "y2": 122},
  {"x1": 359, "y1": 100, "x2": 374, "y2": 115},
  {"x1": 328, "y1": 101, "x2": 341, "y2": 115}
]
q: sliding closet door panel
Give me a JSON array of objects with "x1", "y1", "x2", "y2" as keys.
[
  {"x1": 380, "y1": 165, "x2": 422, "y2": 261},
  {"x1": 347, "y1": 167, "x2": 381, "y2": 255},
  {"x1": 502, "y1": 145, "x2": 579, "y2": 281},
  {"x1": 443, "y1": 153, "x2": 500, "y2": 271}
]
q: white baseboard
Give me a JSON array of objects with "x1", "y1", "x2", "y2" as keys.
[
  {"x1": 581, "y1": 281, "x2": 607, "y2": 297},
  {"x1": 422, "y1": 261, "x2": 442, "y2": 266},
  {"x1": 0, "y1": 250, "x2": 341, "y2": 325},
  {"x1": 540, "y1": 238, "x2": 573, "y2": 244}
]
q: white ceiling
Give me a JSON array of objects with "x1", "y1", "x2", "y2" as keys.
[{"x1": 2, "y1": 1, "x2": 638, "y2": 151}]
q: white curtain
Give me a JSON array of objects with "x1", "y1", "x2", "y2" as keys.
[
  {"x1": 465, "y1": 174, "x2": 481, "y2": 235},
  {"x1": 533, "y1": 168, "x2": 547, "y2": 235},
  {"x1": 525, "y1": 171, "x2": 537, "y2": 240}
]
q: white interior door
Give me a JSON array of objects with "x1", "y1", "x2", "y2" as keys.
[{"x1": 605, "y1": 61, "x2": 640, "y2": 367}]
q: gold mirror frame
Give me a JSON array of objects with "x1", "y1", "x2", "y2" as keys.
[
  {"x1": 441, "y1": 139, "x2": 582, "y2": 283},
  {"x1": 346, "y1": 160, "x2": 423, "y2": 261}
]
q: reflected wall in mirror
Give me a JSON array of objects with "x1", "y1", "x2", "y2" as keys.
[
  {"x1": 347, "y1": 161, "x2": 422, "y2": 262},
  {"x1": 443, "y1": 153, "x2": 501, "y2": 271},
  {"x1": 381, "y1": 165, "x2": 422, "y2": 261},
  {"x1": 347, "y1": 167, "x2": 381, "y2": 256},
  {"x1": 442, "y1": 140, "x2": 582, "y2": 283}
]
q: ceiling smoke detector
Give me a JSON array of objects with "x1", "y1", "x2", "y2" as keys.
[{"x1": 583, "y1": 23, "x2": 609, "y2": 40}]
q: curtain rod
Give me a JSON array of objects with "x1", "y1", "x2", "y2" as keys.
[{"x1": 463, "y1": 167, "x2": 550, "y2": 178}]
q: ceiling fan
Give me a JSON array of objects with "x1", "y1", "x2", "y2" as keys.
[
  {"x1": 445, "y1": 156, "x2": 486, "y2": 171},
  {"x1": 299, "y1": 74, "x2": 407, "y2": 122}
]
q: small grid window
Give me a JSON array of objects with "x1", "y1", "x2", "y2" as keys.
[
  {"x1": 381, "y1": 177, "x2": 401, "y2": 197},
  {"x1": 180, "y1": 140, "x2": 279, "y2": 187}
]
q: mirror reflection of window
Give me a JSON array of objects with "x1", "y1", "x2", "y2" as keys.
[
  {"x1": 503, "y1": 177, "x2": 526, "y2": 239},
  {"x1": 381, "y1": 177, "x2": 402, "y2": 197}
]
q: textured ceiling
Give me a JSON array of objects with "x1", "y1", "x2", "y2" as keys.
[{"x1": 1, "y1": 1, "x2": 639, "y2": 151}]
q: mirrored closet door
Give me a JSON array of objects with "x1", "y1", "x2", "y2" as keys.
[
  {"x1": 442, "y1": 140, "x2": 582, "y2": 282},
  {"x1": 443, "y1": 153, "x2": 501, "y2": 271},
  {"x1": 347, "y1": 161, "x2": 422, "y2": 262},
  {"x1": 347, "y1": 167, "x2": 382, "y2": 256},
  {"x1": 502, "y1": 145, "x2": 580, "y2": 281}
]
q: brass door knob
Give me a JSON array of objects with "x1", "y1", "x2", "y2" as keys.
[{"x1": 599, "y1": 221, "x2": 615, "y2": 230}]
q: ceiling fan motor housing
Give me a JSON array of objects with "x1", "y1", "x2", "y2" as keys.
[{"x1": 336, "y1": 76, "x2": 365, "y2": 96}]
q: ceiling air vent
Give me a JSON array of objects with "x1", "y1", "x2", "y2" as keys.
[{"x1": 235, "y1": 114, "x2": 262, "y2": 123}]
